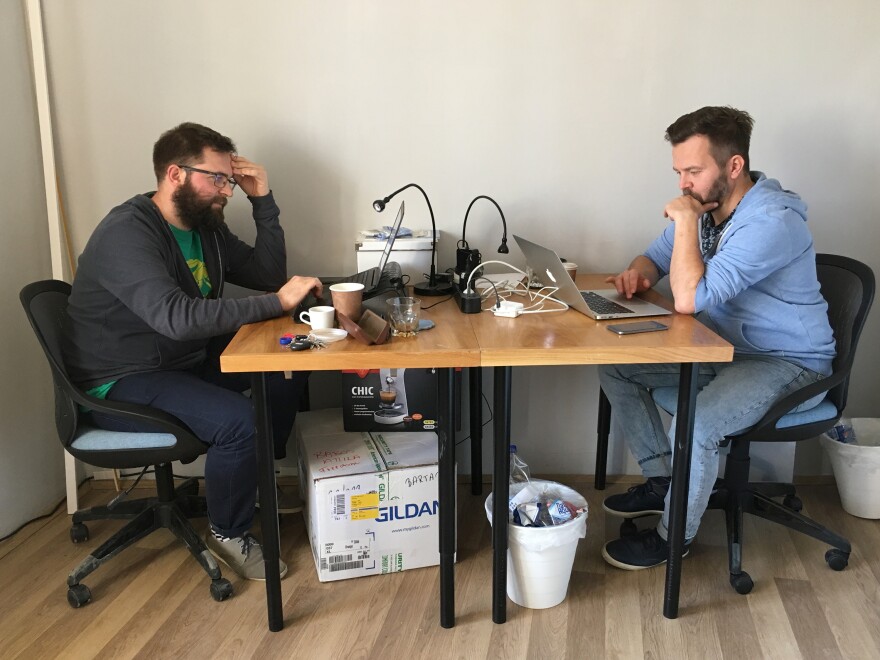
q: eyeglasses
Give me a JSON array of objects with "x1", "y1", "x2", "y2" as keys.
[{"x1": 176, "y1": 164, "x2": 237, "y2": 191}]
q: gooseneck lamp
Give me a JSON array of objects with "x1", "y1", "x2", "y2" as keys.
[
  {"x1": 456, "y1": 195, "x2": 509, "y2": 292},
  {"x1": 373, "y1": 183, "x2": 453, "y2": 296}
]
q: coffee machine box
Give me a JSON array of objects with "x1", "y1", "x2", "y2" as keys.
[
  {"x1": 341, "y1": 368, "x2": 439, "y2": 432},
  {"x1": 295, "y1": 410, "x2": 447, "y2": 582}
]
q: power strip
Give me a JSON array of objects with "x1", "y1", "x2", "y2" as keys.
[{"x1": 493, "y1": 300, "x2": 523, "y2": 318}]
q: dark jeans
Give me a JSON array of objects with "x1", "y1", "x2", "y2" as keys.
[{"x1": 90, "y1": 334, "x2": 309, "y2": 538}]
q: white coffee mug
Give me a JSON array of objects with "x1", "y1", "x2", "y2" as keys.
[{"x1": 299, "y1": 305, "x2": 335, "y2": 329}]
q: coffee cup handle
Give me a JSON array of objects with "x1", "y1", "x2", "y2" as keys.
[{"x1": 299, "y1": 312, "x2": 310, "y2": 325}]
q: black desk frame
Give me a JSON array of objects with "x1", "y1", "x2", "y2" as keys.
[
  {"x1": 251, "y1": 368, "x2": 459, "y2": 631},
  {"x1": 251, "y1": 357, "x2": 701, "y2": 630}
]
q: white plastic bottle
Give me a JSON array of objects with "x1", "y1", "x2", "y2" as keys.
[{"x1": 509, "y1": 444, "x2": 531, "y2": 483}]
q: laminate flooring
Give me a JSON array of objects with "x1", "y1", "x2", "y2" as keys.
[{"x1": 2, "y1": 477, "x2": 878, "y2": 659}]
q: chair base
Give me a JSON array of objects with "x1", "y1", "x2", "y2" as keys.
[
  {"x1": 708, "y1": 440, "x2": 851, "y2": 593},
  {"x1": 66, "y1": 464, "x2": 232, "y2": 607}
]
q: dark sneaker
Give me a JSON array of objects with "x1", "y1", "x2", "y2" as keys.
[
  {"x1": 602, "y1": 477, "x2": 670, "y2": 518},
  {"x1": 205, "y1": 532, "x2": 288, "y2": 581},
  {"x1": 602, "y1": 528, "x2": 690, "y2": 570},
  {"x1": 276, "y1": 485, "x2": 304, "y2": 514}
]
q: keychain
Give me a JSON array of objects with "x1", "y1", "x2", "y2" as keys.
[{"x1": 279, "y1": 334, "x2": 325, "y2": 351}]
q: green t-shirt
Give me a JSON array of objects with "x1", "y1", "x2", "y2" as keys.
[
  {"x1": 85, "y1": 224, "x2": 213, "y2": 400},
  {"x1": 169, "y1": 224, "x2": 212, "y2": 297}
]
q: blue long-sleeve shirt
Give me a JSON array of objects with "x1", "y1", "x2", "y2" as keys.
[{"x1": 643, "y1": 172, "x2": 835, "y2": 375}]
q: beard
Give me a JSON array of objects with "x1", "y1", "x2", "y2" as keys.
[
  {"x1": 172, "y1": 179, "x2": 226, "y2": 231},
  {"x1": 685, "y1": 171, "x2": 731, "y2": 206}
]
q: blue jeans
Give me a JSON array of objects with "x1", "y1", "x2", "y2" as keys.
[
  {"x1": 597, "y1": 355, "x2": 824, "y2": 540},
  {"x1": 90, "y1": 334, "x2": 309, "y2": 538}
]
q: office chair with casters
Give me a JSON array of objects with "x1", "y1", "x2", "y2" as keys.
[
  {"x1": 20, "y1": 280, "x2": 233, "y2": 608},
  {"x1": 594, "y1": 254, "x2": 874, "y2": 594}
]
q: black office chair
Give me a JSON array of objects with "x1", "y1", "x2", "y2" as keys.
[
  {"x1": 20, "y1": 280, "x2": 233, "y2": 607},
  {"x1": 594, "y1": 254, "x2": 875, "y2": 593}
]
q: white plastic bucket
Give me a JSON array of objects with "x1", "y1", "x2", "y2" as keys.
[
  {"x1": 820, "y1": 418, "x2": 880, "y2": 519},
  {"x1": 485, "y1": 479, "x2": 588, "y2": 609}
]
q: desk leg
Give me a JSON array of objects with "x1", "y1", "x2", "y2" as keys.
[
  {"x1": 492, "y1": 366, "x2": 512, "y2": 624},
  {"x1": 470, "y1": 367, "x2": 482, "y2": 496},
  {"x1": 663, "y1": 362, "x2": 699, "y2": 619},
  {"x1": 438, "y1": 368, "x2": 456, "y2": 628},
  {"x1": 252, "y1": 372, "x2": 283, "y2": 632}
]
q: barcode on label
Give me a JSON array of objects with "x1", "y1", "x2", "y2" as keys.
[
  {"x1": 321, "y1": 554, "x2": 363, "y2": 572},
  {"x1": 332, "y1": 494, "x2": 346, "y2": 516}
]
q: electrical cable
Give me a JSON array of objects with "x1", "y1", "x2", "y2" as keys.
[
  {"x1": 455, "y1": 390, "x2": 494, "y2": 447},
  {"x1": 475, "y1": 276, "x2": 501, "y2": 309},
  {"x1": 464, "y1": 259, "x2": 569, "y2": 314},
  {"x1": 422, "y1": 296, "x2": 454, "y2": 310},
  {"x1": 0, "y1": 476, "x2": 93, "y2": 543},
  {"x1": 106, "y1": 465, "x2": 151, "y2": 509}
]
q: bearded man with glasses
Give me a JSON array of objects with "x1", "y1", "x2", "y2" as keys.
[{"x1": 64, "y1": 122, "x2": 321, "y2": 581}]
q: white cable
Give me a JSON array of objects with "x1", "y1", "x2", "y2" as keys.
[
  {"x1": 464, "y1": 260, "x2": 528, "y2": 294},
  {"x1": 521, "y1": 287, "x2": 569, "y2": 314},
  {"x1": 464, "y1": 259, "x2": 569, "y2": 315}
]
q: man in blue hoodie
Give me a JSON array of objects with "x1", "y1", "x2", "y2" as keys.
[
  {"x1": 65, "y1": 123, "x2": 322, "y2": 580},
  {"x1": 598, "y1": 106, "x2": 835, "y2": 570}
]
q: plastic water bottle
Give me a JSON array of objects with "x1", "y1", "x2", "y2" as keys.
[{"x1": 509, "y1": 444, "x2": 531, "y2": 483}]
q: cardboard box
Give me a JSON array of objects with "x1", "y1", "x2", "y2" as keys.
[
  {"x1": 296, "y1": 409, "x2": 451, "y2": 582},
  {"x1": 341, "y1": 368, "x2": 439, "y2": 432}
]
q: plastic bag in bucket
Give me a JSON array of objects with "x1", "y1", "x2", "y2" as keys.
[{"x1": 485, "y1": 479, "x2": 588, "y2": 608}]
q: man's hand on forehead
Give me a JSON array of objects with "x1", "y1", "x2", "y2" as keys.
[{"x1": 230, "y1": 155, "x2": 270, "y2": 198}]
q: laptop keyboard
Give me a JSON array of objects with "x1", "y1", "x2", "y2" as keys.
[{"x1": 581, "y1": 291, "x2": 635, "y2": 315}]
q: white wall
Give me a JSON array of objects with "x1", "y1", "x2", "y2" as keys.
[
  {"x1": 0, "y1": 1, "x2": 64, "y2": 537},
  {"x1": 16, "y1": 2, "x2": 880, "y2": 490}
]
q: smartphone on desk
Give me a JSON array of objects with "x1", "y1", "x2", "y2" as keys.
[{"x1": 607, "y1": 320, "x2": 669, "y2": 335}]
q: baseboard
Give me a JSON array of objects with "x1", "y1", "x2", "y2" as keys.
[{"x1": 87, "y1": 471, "x2": 837, "y2": 491}]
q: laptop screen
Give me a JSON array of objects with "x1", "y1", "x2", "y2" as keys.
[{"x1": 376, "y1": 200, "x2": 405, "y2": 273}]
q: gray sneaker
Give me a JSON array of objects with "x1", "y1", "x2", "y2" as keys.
[{"x1": 205, "y1": 532, "x2": 288, "y2": 581}]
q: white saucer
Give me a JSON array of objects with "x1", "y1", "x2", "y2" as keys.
[{"x1": 310, "y1": 328, "x2": 348, "y2": 343}]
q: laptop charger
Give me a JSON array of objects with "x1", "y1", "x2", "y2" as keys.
[{"x1": 493, "y1": 300, "x2": 523, "y2": 318}]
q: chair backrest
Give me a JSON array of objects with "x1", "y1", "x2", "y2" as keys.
[
  {"x1": 816, "y1": 254, "x2": 875, "y2": 413},
  {"x1": 20, "y1": 280, "x2": 82, "y2": 449},
  {"x1": 725, "y1": 253, "x2": 874, "y2": 444},
  {"x1": 20, "y1": 279, "x2": 206, "y2": 467}
]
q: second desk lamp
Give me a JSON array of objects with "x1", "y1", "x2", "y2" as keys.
[{"x1": 456, "y1": 195, "x2": 509, "y2": 294}]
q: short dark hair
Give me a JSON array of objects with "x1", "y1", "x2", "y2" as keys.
[
  {"x1": 665, "y1": 106, "x2": 754, "y2": 172},
  {"x1": 152, "y1": 122, "x2": 236, "y2": 182}
]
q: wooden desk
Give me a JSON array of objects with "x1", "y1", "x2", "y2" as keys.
[
  {"x1": 222, "y1": 276, "x2": 732, "y2": 630},
  {"x1": 221, "y1": 297, "x2": 480, "y2": 631},
  {"x1": 467, "y1": 274, "x2": 733, "y2": 622}
]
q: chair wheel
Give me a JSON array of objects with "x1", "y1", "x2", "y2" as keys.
[
  {"x1": 783, "y1": 495, "x2": 803, "y2": 512},
  {"x1": 619, "y1": 519, "x2": 638, "y2": 537},
  {"x1": 210, "y1": 578, "x2": 234, "y2": 602},
  {"x1": 67, "y1": 583, "x2": 91, "y2": 608},
  {"x1": 825, "y1": 548, "x2": 849, "y2": 571},
  {"x1": 730, "y1": 572, "x2": 753, "y2": 594},
  {"x1": 70, "y1": 523, "x2": 89, "y2": 543}
]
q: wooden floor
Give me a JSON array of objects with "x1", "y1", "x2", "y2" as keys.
[{"x1": 2, "y1": 477, "x2": 879, "y2": 659}]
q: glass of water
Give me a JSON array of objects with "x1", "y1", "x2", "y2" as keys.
[{"x1": 386, "y1": 297, "x2": 421, "y2": 337}]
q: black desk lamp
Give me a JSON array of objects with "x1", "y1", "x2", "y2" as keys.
[
  {"x1": 373, "y1": 183, "x2": 453, "y2": 296},
  {"x1": 456, "y1": 195, "x2": 509, "y2": 292}
]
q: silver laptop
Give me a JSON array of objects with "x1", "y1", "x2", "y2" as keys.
[
  {"x1": 514, "y1": 235, "x2": 672, "y2": 320},
  {"x1": 323, "y1": 201, "x2": 405, "y2": 295}
]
